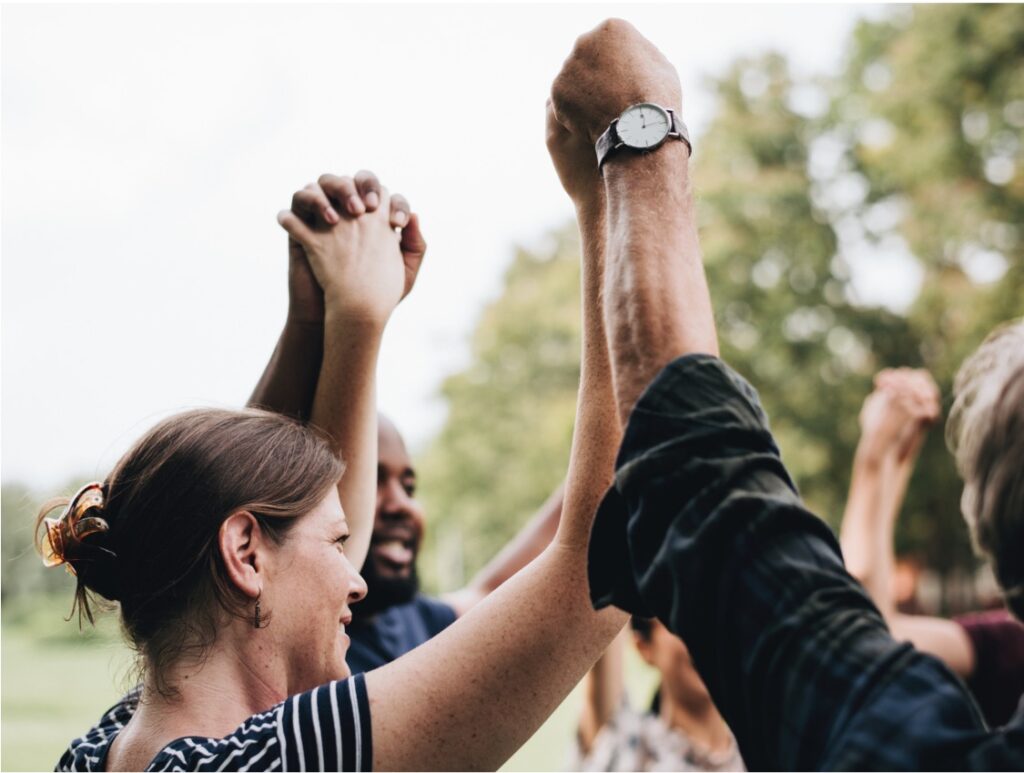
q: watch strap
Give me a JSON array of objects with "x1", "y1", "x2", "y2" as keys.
[{"x1": 595, "y1": 119, "x2": 621, "y2": 169}]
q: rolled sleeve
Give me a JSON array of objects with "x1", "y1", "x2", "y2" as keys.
[{"x1": 588, "y1": 355, "x2": 995, "y2": 770}]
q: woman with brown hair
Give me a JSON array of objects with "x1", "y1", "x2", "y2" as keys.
[{"x1": 41, "y1": 169, "x2": 627, "y2": 771}]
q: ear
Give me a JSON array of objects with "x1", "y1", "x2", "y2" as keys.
[
  {"x1": 633, "y1": 630, "x2": 656, "y2": 667},
  {"x1": 219, "y1": 511, "x2": 266, "y2": 599}
]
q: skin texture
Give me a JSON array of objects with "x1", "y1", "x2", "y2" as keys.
[
  {"x1": 839, "y1": 369, "x2": 976, "y2": 677},
  {"x1": 550, "y1": 18, "x2": 718, "y2": 424}
]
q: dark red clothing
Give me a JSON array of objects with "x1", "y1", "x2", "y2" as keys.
[{"x1": 956, "y1": 609, "x2": 1024, "y2": 727}]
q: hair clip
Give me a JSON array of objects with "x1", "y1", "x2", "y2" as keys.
[{"x1": 41, "y1": 482, "x2": 109, "y2": 571}]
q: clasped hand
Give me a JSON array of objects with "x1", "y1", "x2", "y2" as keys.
[{"x1": 278, "y1": 171, "x2": 426, "y2": 329}]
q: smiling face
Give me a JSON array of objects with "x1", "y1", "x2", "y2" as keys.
[
  {"x1": 354, "y1": 417, "x2": 426, "y2": 616},
  {"x1": 265, "y1": 487, "x2": 367, "y2": 692}
]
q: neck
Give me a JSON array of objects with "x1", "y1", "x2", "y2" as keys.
[
  {"x1": 659, "y1": 686, "x2": 732, "y2": 756},
  {"x1": 109, "y1": 625, "x2": 287, "y2": 769}
]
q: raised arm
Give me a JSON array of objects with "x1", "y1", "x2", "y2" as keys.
[
  {"x1": 362, "y1": 73, "x2": 628, "y2": 771},
  {"x1": 839, "y1": 369, "x2": 974, "y2": 674},
  {"x1": 575, "y1": 21, "x2": 989, "y2": 771},
  {"x1": 276, "y1": 174, "x2": 426, "y2": 570},
  {"x1": 442, "y1": 482, "x2": 564, "y2": 617},
  {"x1": 549, "y1": 19, "x2": 717, "y2": 424}
]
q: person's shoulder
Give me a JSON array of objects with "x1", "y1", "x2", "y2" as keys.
[
  {"x1": 955, "y1": 608, "x2": 1024, "y2": 636},
  {"x1": 58, "y1": 689, "x2": 139, "y2": 771},
  {"x1": 406, "y1": 594, "x2": 458, "y2": 631},
  {"x1": 148, "y1": 674, "x2": 372, "y2": 771}
]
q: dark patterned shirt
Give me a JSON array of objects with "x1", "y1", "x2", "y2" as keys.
[
  {"x1": 58, "y1": 674, "x2": 371, "y2": 771},
  {"x1": 588, "y1": 354, "x2": 1024, "y2": 770}
]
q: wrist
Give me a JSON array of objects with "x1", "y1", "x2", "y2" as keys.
[
  {"x1": 574, "y1": 196, "x2": 606, "y2": 227},
  {"x1": 323, "y1": 304, "x2": 388, "y2": 338},
  {"x1": 853, "y1": 440, "x2": 893, "y2": 474},
  {"x1": 603, "y1": 138, "x2": 690, "y2": 186},
  {"x1": 285, "y1": 309, "x2": 326, "y2": 329}
]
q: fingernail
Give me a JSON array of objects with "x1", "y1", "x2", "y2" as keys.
[
  {"x1": 326, "y1": 207, "x2": 340, "y2": 224},
  {"x1": 365, "y1": 192, "x2": 380, "y2": 209},
  {"x1": 393, "y1": 210, "x2": 408, "y2": 227},
  {"x1": 348, "y1": 195, "x2": 365, "y2": 215}
]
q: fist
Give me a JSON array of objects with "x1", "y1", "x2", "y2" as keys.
[
  {"x1": 545, "y1": 99, "x2": 603, "y2": 209},
  {"x1": 859, "y1": 368, "x2": 941, "y2": 462},
  {"x1": 550, "y1": 19, "x2": 682, "y2": 144}
]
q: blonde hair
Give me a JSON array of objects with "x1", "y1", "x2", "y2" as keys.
[{"x1": 947, "y1": 320, "x2": 1024, "y2": 618}]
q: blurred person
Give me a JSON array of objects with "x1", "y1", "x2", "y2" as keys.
[
  {"x1": 44, "y1": 170, "x2": 628, "y2": 771},
  {"x1": 546, "y1": 17, "x2": 1024, "y2": 768},
  {"x1": 840, "y1": 367, "x2": 1024, "y2": 727},
  {"x1": 250, "y1": 172, "x2": 566, "y2": 674},
  {"x1": 574, "y1": 618, "x2": 742, "y2": 771}
]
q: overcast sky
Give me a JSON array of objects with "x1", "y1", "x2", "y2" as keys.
[{"x1": 2, "y1": 3, "x2": 895, "y2": 488}]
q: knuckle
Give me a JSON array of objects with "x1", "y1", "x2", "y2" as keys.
[{"x1": 355, "y1": 169, "x2": 380, "y2": 185}]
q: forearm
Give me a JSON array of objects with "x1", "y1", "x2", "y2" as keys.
[
  {"x1": 310, "y1": 309, "x2": 383, "y2": 569},
  {"x1": 588, "y1": 356, "x2": 927, "y2": 769},
  {"x1": 839, "y1": 449, "x2": 897, "y2": 617},
  {"x1": 603, "y1": 145, "x2": 718, "y2": 424},
  {"x1": 557, "y1": 199, "x2": 621, "y2": 549},
  {"x1": 363, "y1": 195, "x2": 628, "y2": 771},
  {"x1": 369, "y1": 547, "x2": 625, "y2": 770},
  {"x1": 247, "y1": 320, "x2": 323, "y2": 419},
  {"x1": 579, "y1": 628, "x2": 626, "y2": 754}
]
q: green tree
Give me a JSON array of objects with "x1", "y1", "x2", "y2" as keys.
[
  {"x1": 418, "y1": 233, "x2": 582, "y2": 588},
  {"x1": 827, "y1": 4, "x2": 1024, "y2": 573},
  {"x1": 417, "y1": 7, "x2": 1022, "y2": 602}
]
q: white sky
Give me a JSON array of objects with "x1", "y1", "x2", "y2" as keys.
[{"x1": 2, "y1": 3, "x2": 895, "y2": 488}]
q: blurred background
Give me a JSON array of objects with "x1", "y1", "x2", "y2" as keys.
[{"x1": 3, "y1": 3, "x2": 1023, "y2": 770}]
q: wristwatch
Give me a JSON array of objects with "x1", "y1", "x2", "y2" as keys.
[{"x1": 595, "y1": 102, "x2": 692, "y2": 171}]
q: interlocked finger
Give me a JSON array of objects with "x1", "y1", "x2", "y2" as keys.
[
  {"x1": 319, "y1": 174, "x2": 364, "y2": 217},
  {"x1": 292, "y1": 183, "x2": 340, "y2": 227}
]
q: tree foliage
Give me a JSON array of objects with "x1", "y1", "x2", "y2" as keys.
[{"x1": 417, "y1": 5, "x2": 1023, "y2": 593}]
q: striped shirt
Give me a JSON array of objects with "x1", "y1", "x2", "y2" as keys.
[{"x1": 58, "y1": 673, "x2": 372, "y2": 772}]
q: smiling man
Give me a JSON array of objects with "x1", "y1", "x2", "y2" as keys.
[{"x1": 344, "y1": 415, "x2": 564, "y2": 674}]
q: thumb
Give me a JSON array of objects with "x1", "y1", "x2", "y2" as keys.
[{"x1": 399, "y1": 213, "x2": 427, "y2": 298}]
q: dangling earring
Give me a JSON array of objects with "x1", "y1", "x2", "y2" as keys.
[{"x1": 254, "y1": 589, "x2": 263, "y2": 629}]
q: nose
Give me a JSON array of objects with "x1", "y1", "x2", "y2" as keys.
[
  {"x1": 379, "y1": 477, "x2": 414, "y2": 515},
  {"x1": 348, "y1": 562, "x2": 368, "y2": 604}
]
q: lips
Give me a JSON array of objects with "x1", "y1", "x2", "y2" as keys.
[{"x1": 373, "y1": 538, "x2": 415, "y2": 566}]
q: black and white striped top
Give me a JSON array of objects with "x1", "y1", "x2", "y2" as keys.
[{"x1": 57, "y1": 673, "x2": 372, "y2": 771}]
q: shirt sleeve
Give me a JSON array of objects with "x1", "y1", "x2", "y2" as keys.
[
  {"x1": 588, "y1": 354, "x2": 992, "y2": 770},
  {"x1": 277, "y1": 673, "x2": 373, "y2": 771},
  {"x1": 956, "y1": 610, "x2": 1024, "y2": 727}
]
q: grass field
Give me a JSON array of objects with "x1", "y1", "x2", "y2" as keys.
[{"x1": 2, "y1": 595, "x2": 657, "y2": 771}]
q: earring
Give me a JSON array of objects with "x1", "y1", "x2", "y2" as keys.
[{"x1": 254, "y1": 589, "x2": 263, "y2": 629}]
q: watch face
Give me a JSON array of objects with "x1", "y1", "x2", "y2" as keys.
[{"x1": 616, "y1": 103, "x2": 671, "y2": 149}]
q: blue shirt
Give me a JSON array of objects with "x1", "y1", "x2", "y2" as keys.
[
  {"x1": 346, "y1": 594, "x2": 457, "y2": 675},
  {"x1": 588, "y1": 354, "x2": 1024, "y2": 770}
]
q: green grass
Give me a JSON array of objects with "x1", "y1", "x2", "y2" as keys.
[
  {"x1": 2, "y1": 595, "x2": 658, "y2": 772},
  {"x1": 2, "y1": 595, "x2": 134, "y2": 771}
]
